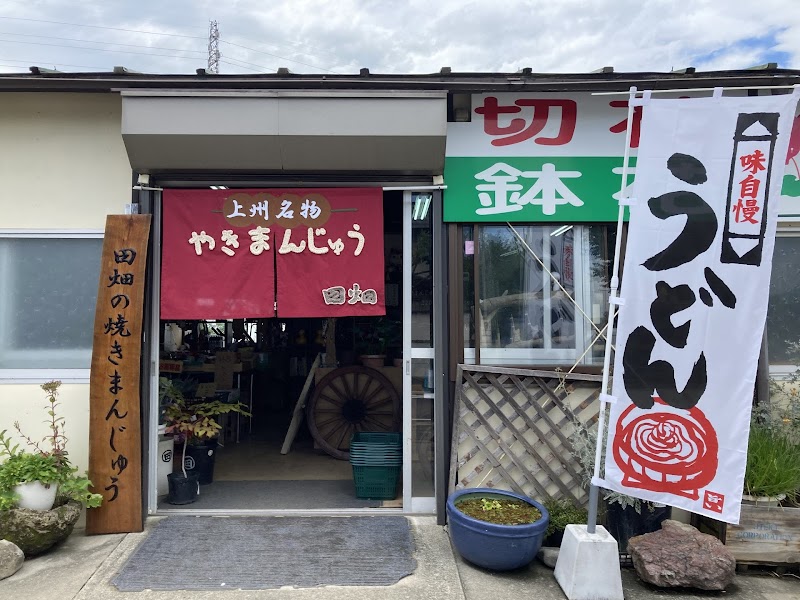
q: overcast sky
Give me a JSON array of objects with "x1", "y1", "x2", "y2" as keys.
[{"x1": 0, "y1": 1, "x2": 798, "y2": 75}]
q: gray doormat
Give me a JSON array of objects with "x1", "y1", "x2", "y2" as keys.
[
  {"x1": 112, "y1": 516, "x2": 416, "y2": 591},
  {"x1": 156, "y1": 479, "x2": 387, "y2": 510}
]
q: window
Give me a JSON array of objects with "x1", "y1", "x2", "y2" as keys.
[
  {"x1": 0, "y1": 234, "x2": 103, "y2": 378},
  {"x1": 463, "y1": 224, "x2": 613, "y2": 366},
  {"x1": 767, "y1": 233, "x2": 800, "y2": 369}
]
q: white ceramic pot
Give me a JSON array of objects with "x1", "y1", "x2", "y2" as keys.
[{"x1": 14, "y1": 481, "x2": 58, "y2": 510}]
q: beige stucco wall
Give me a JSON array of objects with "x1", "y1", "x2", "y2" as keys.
[
  {"x1": 0, "y1": 92, "x2": 132, "y2": 475},
  {"x1": 0, "y1": 92, "x2": 132, "y2": 229}
]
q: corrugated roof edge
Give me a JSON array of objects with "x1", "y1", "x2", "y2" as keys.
[{"x1": 0, "y1": 68, "x2": 798, "y2": 93}]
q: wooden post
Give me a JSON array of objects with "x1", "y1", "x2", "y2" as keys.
[
  {"x1": 281, "y1": 354, "x2": 321, "y2": 454},
  {"x1": 86, "y1": 215, "x2": 151, "y2": 535}
]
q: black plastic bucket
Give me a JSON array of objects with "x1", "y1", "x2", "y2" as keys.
[
  {"x1": 184, "y1": 439, "x2": 218, "y2": 485},
  {"x1": 167, "y1": 472, "x2": 200, "y2": 505}
]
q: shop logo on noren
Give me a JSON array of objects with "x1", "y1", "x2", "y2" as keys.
[
  {"x1": 183, "y1": 457, "x2": 196, "y2": 470},
  {"x1": 161, "y1": 449, "x2": 172, "y2": 463}
]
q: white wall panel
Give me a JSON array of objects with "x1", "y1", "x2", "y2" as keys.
[{"x1": 0, "y1": 93, "x2": 131, "y2": 229}]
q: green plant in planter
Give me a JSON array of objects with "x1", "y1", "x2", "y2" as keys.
[
  {"x1": 160, "y1": 377, "x2": 251, "y2": 478},
  {"x1": 455, "y1": 495, "x2": 542, "y2": 525},
  {"x1": 0, "y1": 380, "x2": 102, "y2": 511},
  {"x1": 446, "y1": 488, "x2": 549, "y2": 570},
  {"x1": 744, "y1": 419, "x2": 800, "y2": 501},
  {"x1": 354, "y1": 317, "x2": 400, "y2": 357},
  {"x1": 543, "y1": 497, "x2": 588, "y2": 540},
  {"x1": 0, "y1": 449, "x2": 61, "y2": 509}
]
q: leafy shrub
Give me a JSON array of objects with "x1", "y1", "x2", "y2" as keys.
[
  {"x1": 544, "y1": 498, "x2": 588, "y2": 538},
  {"x1": 744, "y1": 422, "x2": 800, "y2": 500},
  {"x1": 0, "y1": 381, "x2": 102, "y2": 510},
  {"x1": 569, "y1": 421, "x2": 652, "y2": 513}
]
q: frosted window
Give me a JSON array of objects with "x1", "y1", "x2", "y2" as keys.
[{"x1": 0, "y1": 237, "x2": 103, "y2": 369}]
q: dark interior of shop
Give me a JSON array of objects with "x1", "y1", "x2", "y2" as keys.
[{"x1": 156, "y1": 193, "x2": 405, "y2": 510}]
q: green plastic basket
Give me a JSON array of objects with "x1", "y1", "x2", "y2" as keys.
[
  {"x1": 350, "y1": 432, "x2": 401, "y2": 446},
  {"x1": 352, "y1": 464, "x2": 401, "y2": 499}
]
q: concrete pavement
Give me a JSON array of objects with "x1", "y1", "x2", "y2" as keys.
[{"x1": 1, "y1": 516, "x2": 798, "y2": 599}]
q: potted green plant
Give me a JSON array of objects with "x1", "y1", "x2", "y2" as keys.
[
  {"x1": 717, "y1": 396, "x2": 800, "y2": 566},
  {"x1": 0, "y1": 450, "x2": 61, "y2": 510},
  {"x1": 355, "y1": 317, "x2": 400, "y2": 369},
  {"x1": 0, "y1": 381, "x2": 102, "y2": 511},
  {"x1": 0, "y1": 381, "x2": 102, "y2": 556},
  {"x1": 161, "y1": 377, "x2": 250, "y2": 501},
  {"x1": 543, "y1": 498, "x2": 589, "y2": 547},
  {"x1": 385, "y1": 324, "x2": 404, "y2": 368},
  {"x1": 446, "y1": 487, "x2": 550, "y2": 570},
  {"x1": 743, "y1": 403, "x2": 800, "y2": 504}
]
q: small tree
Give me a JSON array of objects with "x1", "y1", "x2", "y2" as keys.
[{"x1": 160, "y1": 377, "x2": 250, "y2": 478}]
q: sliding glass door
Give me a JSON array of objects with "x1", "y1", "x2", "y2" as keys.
[{"x1": 402, "y1": 190, "x2": 440, "y2": 513}]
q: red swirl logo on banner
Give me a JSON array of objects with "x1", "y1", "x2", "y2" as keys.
[{"x1": 612, "y1": 398, "x2": 718, "y2": 500}]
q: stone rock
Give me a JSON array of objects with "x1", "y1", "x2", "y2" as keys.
[
  {"x1": 537, "y1": 546, "x2": 560, "y2": 568},
  {"x1": 628, "y1": 519, "x2": 735, "y2": 591},
  {"x1": 0, "y1": 539, "x2": 24, "y2": 580},
  {"x1": 0, "y1": 500, "x2": 81, "y2": 556}
]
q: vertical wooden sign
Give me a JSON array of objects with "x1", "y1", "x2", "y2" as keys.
[{"x1": 86, "y1": 214, "x2": 151, "y2": 534}]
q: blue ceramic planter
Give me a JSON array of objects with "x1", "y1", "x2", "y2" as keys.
[{"x1": 447, "y1": 488, "x2": 549, "y2": 571}]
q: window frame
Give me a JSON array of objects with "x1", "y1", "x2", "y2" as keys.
[
  {"x1": 464, "y1": 223, "x2": 610, "y2": 368},
  {"x1": 767, "y1": 224, "x2": 800, "y2": 378},
  {"x1": 0, "y1": 229, "x2": 104, "y2": 384}
]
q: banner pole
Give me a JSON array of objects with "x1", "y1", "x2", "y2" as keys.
[{"x1": 587, "y1": 86, "x2": 640, "y2": 534}]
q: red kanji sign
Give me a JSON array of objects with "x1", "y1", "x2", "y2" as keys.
[
  {"x1": 474, "y1": 96, "x2": 577, "y2": 147},
  {"x1": 161, "y1": 189, "x2": 277, "y2": 319},
  {"x1": 275, "y1": 188, "x2": 385, "y2": 317},
  {"x1": 161, "y1": 188, "x2": 385, "y2": 319}
]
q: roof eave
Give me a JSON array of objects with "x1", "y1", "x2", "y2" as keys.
[{"x1": 0, "y1": 69, "x2": 797, "y2": 93}]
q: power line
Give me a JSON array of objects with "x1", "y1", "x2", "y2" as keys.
[
  {"x1": 0, "y1": 15, "x2": 340, "y2": 73},
  {"x1": 227, "y1": 31, "x2": 336, "y2": 67},
  {"x1": 0, "y1": 54, "x2": 265, "y2": 73},
  {"x1": 0, "y1": 31, "x2": 205, "y2": 54},
  {"x1": 0, "y1": 16, "x2": 206, "y2": 39},
  {"x1": 219, "y1": 55, "x2": 275, "y2": 72},
  {"x1": 0, "y1": 58, "x2": 111, "y2": 70},
  {"x1": 0, "y1": 54, "x2": 279, "y2": 75},
  {"x1": 220, "y1": 39, "x2": 338, "y2": 73},
  {"x1": 0, "y1": 38, "x2": 204, "y2": 62},
  {"x1": 218, "y1": 59, "x2": 262, "y2": 73},
  {"x1": 0, "y1": 63, "x2": 39, "y2": 70}
]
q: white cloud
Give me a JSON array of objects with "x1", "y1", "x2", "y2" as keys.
[{"x1": 0, "y1": 0, "x2": 797, "y2": 74}]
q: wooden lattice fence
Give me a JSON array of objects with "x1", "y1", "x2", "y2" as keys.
[{"x1": 449, "y1": 364, "x2": 602, "y2": 507}]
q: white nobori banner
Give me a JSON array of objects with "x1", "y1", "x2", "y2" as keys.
[{"x1": 602, "y1": 91, "x2": 798, "y2": 524}]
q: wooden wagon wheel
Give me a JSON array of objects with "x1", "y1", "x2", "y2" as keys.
[{"x1": 306, "y1": 366, "x2": 401, "y2": 460}]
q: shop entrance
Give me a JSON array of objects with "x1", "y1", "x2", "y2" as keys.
[{"x1": 148, "y1": 189, "x2": 439, "y2": 513}]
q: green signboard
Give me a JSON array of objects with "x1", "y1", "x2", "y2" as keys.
[{"x1": 443, "y1": 156, "x2": 635, "y2": 222}]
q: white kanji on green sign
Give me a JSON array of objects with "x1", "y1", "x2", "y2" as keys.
[{"x1": 475, "y1": 162, "x2": 583, "y2": 216}]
